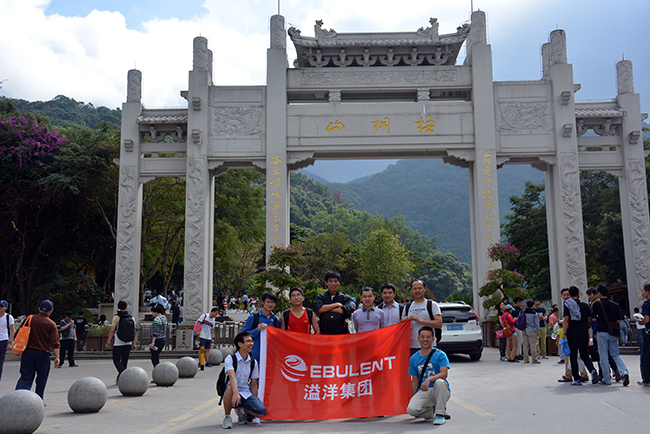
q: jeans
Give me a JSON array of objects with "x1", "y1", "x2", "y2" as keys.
[
  {"x1": 637, "y1": 329, "x2": 645, "y2": 353},
  {"x1": 499, "y1": 336, "x2": 507, "y2": 358},
  {"x1": 76, "y1": 336, "x2": 87, "y2": 352},
  {"x1": 112, "y1": 345, "x2": 131, "y2": 374},
  {"x1": 238, "y1": 395, "x2": 267, "y2": 416},
  {"x1": 0, "y1": 339, "x2": 7, "y2": 381},
  {"x1": 641, "y1": 330, "x2": 650, "y2": 383},
  {"x1": 597, "y1": 331, "x2": 629, "y2": 383},
  {"x1": 15, "y1": 348, "x2": 51, "y2": 398}
]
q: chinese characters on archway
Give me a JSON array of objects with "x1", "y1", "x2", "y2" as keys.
[
  {"x1": 318, "y1": 115, "x2": 438, "y2": 135},
  {"x1": 269, "y1": 154, "x2": 282, "y2": 244},
  {"x1": 482, "y1": 152, "x2": 496, "y2": 269}
]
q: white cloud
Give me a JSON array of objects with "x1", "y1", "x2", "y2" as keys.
[{"x1": 0, "y1": 0, "x2": 647, "y2": 113}]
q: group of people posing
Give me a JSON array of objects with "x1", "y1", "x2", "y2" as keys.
[{"x1": 211, "y1": 271, "x2": 451, "y2": 429}]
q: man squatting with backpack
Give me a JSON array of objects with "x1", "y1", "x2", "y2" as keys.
[
  {"x1": 106, "y1": 300, "x2": 136, "y2": 384},
  {"x1": 221, "y1": 331, "x2": 266, "y2": 429}
]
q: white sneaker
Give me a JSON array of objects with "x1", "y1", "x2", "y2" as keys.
[
  {"x1": 235, "y1": 407, "x2": 247, "y2": 424},
  {"x1": 252, "y1": 417, "x2": 261, "y2": 426},
  {"x1": 222, "y1": 415, "x2": 233, "y2": 429}
]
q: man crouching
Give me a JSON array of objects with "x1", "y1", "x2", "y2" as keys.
[
  {"x1": 222, "y1": 332, "x2": 266, "y2": 429},
  {"x1": 407, "y1": 326, "x2": 451, "y2": 426}
]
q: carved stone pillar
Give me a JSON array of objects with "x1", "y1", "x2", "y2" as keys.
[
  {"x1": 616, "y1": 60, "x2": 650, "y2": 314},
  {"x1": 266, "y1": 15, "x2": 290, "y2": 257},
  {"x1": 467, "y1": 10, "x2": 499, "y2": 320},
  {"x1": 115, "y1": 70, "x2": 144, "y2": 312},
  {"x1": 545, "y1": 29, "x2": 587, "y2": 304},
  {"x1": 183, "y1": 37, "x2": 214, "y2": 321}
]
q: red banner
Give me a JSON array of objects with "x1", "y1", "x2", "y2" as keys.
[{"x1": 259, "y1": 321, "x2": 411, "y2": 420}]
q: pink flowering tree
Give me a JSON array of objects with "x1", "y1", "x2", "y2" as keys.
[
  {"x1": 0, "y1": 116, "x2": 65, "y2": 177},
  {"x1": 478, "y1": 242, "x2": 526, "y2": 309}
]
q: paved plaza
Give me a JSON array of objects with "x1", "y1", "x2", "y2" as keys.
[{"x1": 0, "y1": 347, "x2": 647, "y2": 433}]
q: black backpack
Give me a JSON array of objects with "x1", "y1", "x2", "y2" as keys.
[
  {"x1": 115, "y1": 312, "x2": 135, "y2": 342},
  {"x1": 282, "y1": 308, "x2": 314, "y2": 331},
  {"x1": 404, "y1": 300, "x2": 442, "y2": 343},
  {"x1": 216, "y1": 354, "x2": 255, "y2": 405},
  {"x1": 251, "y1": 311, "x2": 280, "y2": 329}
]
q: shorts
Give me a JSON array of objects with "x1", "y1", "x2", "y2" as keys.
[
  {"x1": 199, "y1": 338, "x2": 212, "y2": 348},
  {"x1": 237, "y1": 395, "x2": 267, "y2": 416}
]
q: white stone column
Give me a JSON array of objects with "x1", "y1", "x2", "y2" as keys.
[
  {"x1": 265, "y1": 15, "x2": 290, "y2": 257},
  {"x1": 114, "y1": 70, "x2": 144, "y2": 312},
  {"x1": 545, "y1": 30, "x2": 588, "y2": 302},
  {"x1": 467, "y1": 11, "x2": 500, "y2": 320},
  {"x1": 183, "y1": 37, "x2": 215, "y2": 321},
  {"x1": 615, "y1": 60, "x2": 650, "y2": 314}
]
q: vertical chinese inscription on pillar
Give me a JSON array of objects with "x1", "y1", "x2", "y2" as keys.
[
  {"x1": 115, "y1": 166, "x2": 137, "y2": 304},
  {"x1": 270, "y1": 154, "x2": 282, "y2": 245},
  {"x1": 482, "y1": 152, "x2": 496, "y2": 268}
]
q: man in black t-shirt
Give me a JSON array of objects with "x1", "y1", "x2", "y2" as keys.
[
  {"x1": 313, "y1": 270, "x2": 353, "y2": 335},
  {"x1": 591, "y1": 284, "x2": 630, "y2": 386},
  {"x1": 562, "y1": 286, "x2": 599, "y2": 385}
]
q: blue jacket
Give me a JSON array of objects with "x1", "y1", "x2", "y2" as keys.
[{"x1": 241, "y1": 310, "x2": 280, "y2": 361}]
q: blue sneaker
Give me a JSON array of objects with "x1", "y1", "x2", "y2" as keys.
[
  {"x1": 433, "y1": 415, "x2": 446, "y2": 425},
  {"x1": 571, "y1": 380, "x2": 582, "y2": 386}
]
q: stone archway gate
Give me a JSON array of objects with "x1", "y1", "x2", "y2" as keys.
[{"x1": 115, "y1": 11, "x2": 649, "y2": 320}]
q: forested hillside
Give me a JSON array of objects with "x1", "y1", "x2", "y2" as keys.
[
  {"x1": 327, "y1": 159, "x2": 543, "y2": 262},
  {"x1": 1, "y1": 95, "x2": 474, "y2": 314},
  {"x1": 11, "y1": 95, "x2": 121, "y2": 128}
]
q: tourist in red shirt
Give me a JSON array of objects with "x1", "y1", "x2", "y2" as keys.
[{"x1": 280, "y1": 287, "x2": 320, "y2": 334}]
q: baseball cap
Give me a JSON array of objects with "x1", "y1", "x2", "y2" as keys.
[
  {"x1": 505, "y1": 304, "x2": 513, "y2": 310},
  {"x1": 39, "y1": 300, "x2": 54, "y2": 311},
  {"x1": 0, "y1": 300, "x2": 8, "y2": 307}
]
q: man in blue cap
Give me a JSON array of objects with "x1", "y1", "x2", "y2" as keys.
[{"x1": 15, "y1": 300, "x2": 60, "y2": 399}]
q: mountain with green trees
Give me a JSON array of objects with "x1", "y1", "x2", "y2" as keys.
[{"x1": 320, "y1": 159, "x2": 544, "y2": 263}]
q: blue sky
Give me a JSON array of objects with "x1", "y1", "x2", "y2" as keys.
[{"x1": 1, "y1": 0, "x2": 648, "y2": 181}]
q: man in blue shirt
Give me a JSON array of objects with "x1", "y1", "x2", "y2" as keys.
[
  {"x1": 241, "y1": 291, "x2": 280, "y2": 362},
  {"x1": 407, "y1": 326, "x2": 450, "y2": 426}
]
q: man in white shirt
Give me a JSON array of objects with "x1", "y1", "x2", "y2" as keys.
[
  {"x1": 378, "y1": 283, "x2": 403, "y2": 327},
  {"x1": 0, "y1": 300, "x2": 16, "y2": 381},
  {"x1": 197, "y1": 308, "x2": 219, "y2": 367},
  {"x1": 222, "y1": 331, "x2": 266, "y2": 429},
  {"x1": 402, "y1": 279, "x2": 443, "y2": 355}
]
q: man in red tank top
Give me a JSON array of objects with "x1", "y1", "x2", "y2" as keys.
[{"x1": 281, "y1": 287, "x2": 320, "y2": 334}]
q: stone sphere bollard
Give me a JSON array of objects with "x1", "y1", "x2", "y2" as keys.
[
  {"x1": 220, "y1": 347, "x2": 235, "y2": 358},
  {"x1": 152, "y1": 361, "x2": 179, "y2": 387},
  {"x1": 67, "y1": 376, "x2": 108, "y2": 413},
  {"x1": 118, "y1": 366, "x2": 149, "y2": 396},
  {"x1": 176, "y1": 357, "x2": 199, "y2": 378},
  {"x1": 209, "y1": 349, "x2": 224, "y2": 365},
  {"x1": 0, "y1": 390, "x2": 45, "y2": 433}
]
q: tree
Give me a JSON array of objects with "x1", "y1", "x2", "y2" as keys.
[
  {"x1": 360, "y1": 229, "x2": 414, "y2": 290},
  {"x1": 478, "y1": 243, "x2": 525, "y2": 309},
  {"x1": 501, "y1": 182, "x2": 551, "y2": 300}
]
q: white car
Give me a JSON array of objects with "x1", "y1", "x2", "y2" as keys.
[{"x1": 437, "y1": 301, "x2": 483, "y2": 361}]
